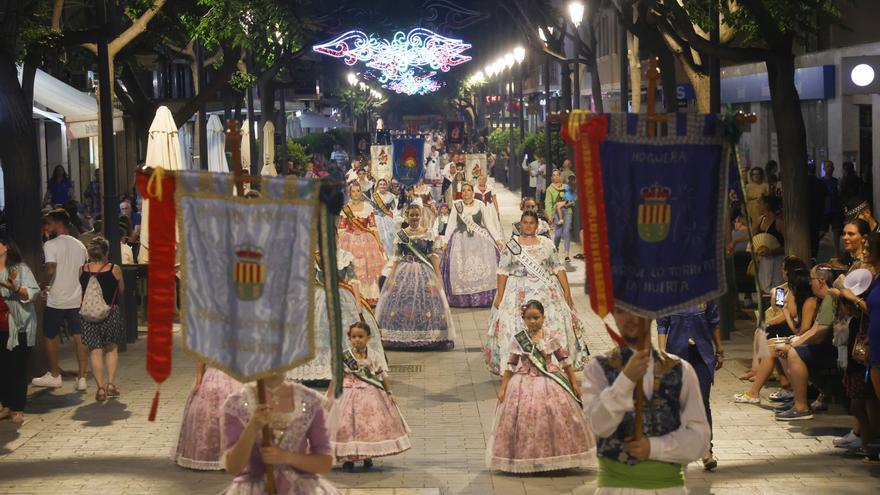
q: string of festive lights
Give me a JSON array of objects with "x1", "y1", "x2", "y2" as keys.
[{"x1": 313, "y1": 28, "x2": 471, "y2": 95}]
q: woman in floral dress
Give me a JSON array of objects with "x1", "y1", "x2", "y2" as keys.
[
  {"x1": 484, "y1": 211, "x2": 589, "y2": 375},
  {"x1": 442, "y1": 183, "x2": 503, "y2": 307},
  {"x1": 337, "y1": 183, "x2": 386, "y2": 304},
  {"x1": 377, "y1": 205, "x2": 455, "y2": 350}
]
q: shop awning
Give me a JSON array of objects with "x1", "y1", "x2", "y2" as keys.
[
  {"x1": 297, "y1": 112, "x2": 350, "y2": 129},
  {"x1": 25, "y1": 68, "x2": 124, "y2": 139}
]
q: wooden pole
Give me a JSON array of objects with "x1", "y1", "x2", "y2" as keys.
[
  {"x1": 633, "y1": 58, "x2": 667, "y2": 441},
  {"x1": 226, "y1": 120, "x2": 275, "y2": 494}
]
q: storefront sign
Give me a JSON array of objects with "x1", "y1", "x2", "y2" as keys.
[{"x1": 721, "y1": 65, "x2": 835, "y2": 103}]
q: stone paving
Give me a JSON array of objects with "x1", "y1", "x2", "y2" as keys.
[{"x1": 1, "y1": 185, "x2": 879, "y2": 494}]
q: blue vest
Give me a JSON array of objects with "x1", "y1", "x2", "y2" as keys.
[{"x1": 595, "y1": 347, "x2": 684, "y2": 465}]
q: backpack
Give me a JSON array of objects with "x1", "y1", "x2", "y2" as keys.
[{"x1": 79, "y1": 263, "x2": 115, "y2": 323}]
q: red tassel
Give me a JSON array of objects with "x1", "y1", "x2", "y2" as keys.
[
  {"x1": 605, "y1": 323, "x2": 627, "y2": 347},
  {"x1": 148, "y1": 389, "x2": 160, "y2": 422}
]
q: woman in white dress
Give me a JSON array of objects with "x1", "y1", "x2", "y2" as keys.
[
  {"x1": 287, "y1": 250, "x2": 386, "y2": 382},
  {"x1": 370, "y1": 178, "x2": 400, "y2": 256},
  {"x1": 483, "y1": 211, "x2": 589, "y2": 375},
  {"x1": 474, "y1": 173, "x2": 501, "y2": 228},
  {"x1": 442, "y1": 183, "x2": 503, "y2": 307}
]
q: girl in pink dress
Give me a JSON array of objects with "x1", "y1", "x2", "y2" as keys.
[
  {"x1": 221, "y1": 374, "x2": 337, "y2": 494},
  {"x1": 172, "y1": 363, "x2": 242, "y2": 470},
  {"x1": 327, "y1": 322, "x2": 411, "y2": 470},
  {"x1": 487, "y1": 300, "x2": 595, "y2": 473},
  {"x1": 337, "y1": 183, "x2": 386, "y2": 304}
]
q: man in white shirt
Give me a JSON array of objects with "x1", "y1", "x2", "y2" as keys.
[
  {"x1": 522, "y1": 152, "x2": 547, "y2": 202},
  {"x1": 582, "y1": 307, "x2": 710, "y2": 494},
  {"x1": 33, "y1": 209, "x2": 90, "y2": 390}
]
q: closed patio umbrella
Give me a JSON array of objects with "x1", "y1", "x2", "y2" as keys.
[
  {"x1": 260, "y1": 121, "x2": 277, "y2": 176},
  {"x1": 139, "y1": 106, "x2": 184, "y2": 263},
  {"x1": 206, "y1": 115, "x2": 229, "y2": 173}
]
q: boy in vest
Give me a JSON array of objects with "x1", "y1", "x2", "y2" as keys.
[{"x1": 582, "y1": 307, "x2": 710, "y2": 493}]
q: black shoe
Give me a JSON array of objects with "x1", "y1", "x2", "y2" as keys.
[
  {"x1": 342, "y1": 461, "x2": 354, "y2": 471},
  {"x1": 363, "y1": 458, "x2": 373, "y2": 469},
  {"x1": 773, "y1": 400, "x2": 794, "y2": 412}
]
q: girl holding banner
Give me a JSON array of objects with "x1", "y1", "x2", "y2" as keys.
[
  {"x1": 443, "y1": 184, "x2": 502, "y2": 307},
  {"x1": 338, "y1": 183, "x2": 386, "y2": 304},
  {"x1": 486, "y1": 300, "x2": 594, "y2": 473},
  {"x1": 370, "y1": 179, "x2": 401, "y2": 256},
  {"x1": 377, "y1": 205, "x2": 455, "y2": 350},
  {"x1": 484, "y1": 211, "x2": 589, "y2": 375}
]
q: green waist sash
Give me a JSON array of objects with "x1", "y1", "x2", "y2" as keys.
[{"x1": 597, "y1": 457, "x2": 684, "y2": 490}]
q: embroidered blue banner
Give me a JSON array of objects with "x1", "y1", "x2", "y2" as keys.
[
  {"x1": 600, "y1": 114, "x2": 729, "y2": 318},
  {"x1": 176, "y1": 172, "x2": 318, "y2": 381},
  {"x1": 392, "y1": 138, "x2": 425, "y2": 186}
]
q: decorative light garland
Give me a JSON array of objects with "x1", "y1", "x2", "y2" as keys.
[{"x1": 313, "y1": 28, "x2": 471, "y2": 95}]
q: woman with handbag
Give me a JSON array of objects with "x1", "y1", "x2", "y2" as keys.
[
  {"x1": 0, "y1": 238, "x2": 40, "y2": 424},
  {"x1": 79, "y1": 236, "x2": 124, "y2": 402}
]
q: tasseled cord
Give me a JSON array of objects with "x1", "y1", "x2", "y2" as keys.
[{"x1": 148, "y1": 384, "x2": 161, "y2": 422}]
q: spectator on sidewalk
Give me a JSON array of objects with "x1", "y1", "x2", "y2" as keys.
[
  {"x1": 773, "y1": 264, "x2": 837, "y2": 421},
  {"x1": 755, "y1": 194, "x2": 786, "y2": 293},
  {"x1": 839, "y1": 161, "x2": 867, "y2": 207},
  {"x1": 766, "y1": 160, "x2": 781, "y2": 196},
  {"x1": 807, "y1": 162, "x2": 829, "y2": 258},
  {"x1": 560, "y1": 159, "x2": 575, "y2": 184},
  {"x1": 32, "y1": 209, "x2": 89, "y2": 391},
  {"x1": 83, "y1": 168, "x2": 101, "y2": 217},
  {"x1": 657, "y1": 301, "x2": 724, "y2": 470},
  {"x1": 821, "y1": 161, "x2": 842, "y2": 255},
  {"x1": 119, "y1": 199, "x2": 141, "y2": 243},
  {"x1": 0, "y1": 238, "x2": 40, "y2": 424},
  {"x1": 522, "y1": 152, "x2": 546, "y2": 202},
  {"x1": 844, "y1": 195, "x2": 879, "y2": 233},
  {"x1": 44, "y1": 165, "x2": 74, "y2": 207},
  {"x1": 79, "y1": 237, "x2": 124, "y2": 402},
  {"x1": 745, "y1": 167, "x2": 769, "y2": 231}
]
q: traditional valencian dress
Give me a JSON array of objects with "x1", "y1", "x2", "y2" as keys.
[
  {"x1": 484, "y1": 236, "x2": 589, "y2": 375},
  {"x1": 582, "y1": 347, "x2": 711, "y2": 494},
  {"x1": 370, "y1": 190, "x2": 400, "y2": 256},
  {"x1": 327, "y1": 348, "x2": 411, "y2": 462},
  {"x1": 487, "y1": 329, "x2": 595, "y2": 473},
  {"x1": 413, "y1": 182, "x2": 437, "y2": 231},
  {"x1": 376, "y1": 229, "x2": 455, "y2": 350},
  {"x1": 475, "y1": 184, "x2": 499, "y2": 224},
  {"x1": 337, "y1": 202, "x2": 386, "y2": 304},
  {"x1": 221, "y1": 383, "x2": 339, "y2": 494},
  {"x1": 286, "y1": 251, "x2": 386, "y2": 382},
  {"x1": 442, "y1": 199, "x2": 501, "y2": 307},
  {"x1": 172, "y1": 367, "x2": 241, "y2": 470}
]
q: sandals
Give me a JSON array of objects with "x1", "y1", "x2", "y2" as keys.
[
  {"x1": 11, "y1": 412, "x2": 24, "y2": 424},
  {"x1": 106, "y1": 383, "x2": 120, "y2": 399},
  {"x1": 96, "y1": 387, "x2": 107, "y2": 402},
  {"x1": 738, "y1": 370, "x2": 756, "y2": 381}
]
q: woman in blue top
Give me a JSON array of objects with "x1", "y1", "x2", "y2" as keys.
[{"x1": 45, "y1": 165, "x2": 74, "y2": 207}]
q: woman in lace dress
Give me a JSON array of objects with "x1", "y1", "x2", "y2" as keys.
[
  {"x1": 370, "y1": 179, "x2": 400, "y2": 256},
  {"x1": 337, "y1": 183, "x2": 386, "y2": 304},
  {"x1": 172, "y1": 364, "x2": 241, "y2": 470},
  {"x1": 484, "y1": 211, "x2": 589, "y2": 375},
  {"x1": 286, "y1": 250, "x2": 385, "y2": 382},
  {"x1": 221, "y1": 373, "x2": 338, "y2": 494},
  {"x1": 442, "y1": 183, "x2": 503, "y2": 307},
  {"x1": 377, "y1": 205, "x2": 455, "y2": 350}
]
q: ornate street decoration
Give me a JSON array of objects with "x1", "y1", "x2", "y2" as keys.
[
  {"x1": 313, "y1": 28, "x2": 471, "y2": 95},
  {"x1": 423, "y1": 0, "x2": 490, "y2": 31}
]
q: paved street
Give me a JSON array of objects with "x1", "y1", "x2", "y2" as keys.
[{"x1": 0, "y1": 185, "x2": 877, "y2": 494}]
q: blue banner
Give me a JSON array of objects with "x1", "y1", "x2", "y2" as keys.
[
  {"x1": 600, "y1": 116, "x2": 728, "y2": 318},
  {"x1": 392, "y1": 138, "x2": 425, "y2": 186},
  {"x1": 176, "y1": 171, "x2": 319, "y2": 381}
]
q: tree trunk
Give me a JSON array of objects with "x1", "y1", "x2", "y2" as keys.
[
  {"x1": 683, "y1": 63, "x2": 710, "y2": 114},
  {"x1": 767, "y1": 51, "x2": 810, "y2": 261},
  {"x1": 560, "y1": 59, "x2": 572, "y2": 112},
  {"x1": 260, "y1": 79, "x2": 277, "y2": 132},
  {"x1": 0, "y1": 53, "x2": 43, "y2": 270},
  {"x1": 656, "y1": 43, "x2": 679, "y2": 113}
]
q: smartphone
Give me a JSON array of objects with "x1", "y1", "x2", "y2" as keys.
[{"x1": 774, "y1": 287, "x2": 785, "y2": 307}]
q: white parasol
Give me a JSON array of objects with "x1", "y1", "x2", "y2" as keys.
[
  {"x1": 139, "y1": 106, "x2": 184, "y2": 263},
  {"x1": 206, "y1": 115, "x2": 229, "y2": 173},
  {"x1": 241, "y1": 119, "x2": 251, "y2": 171},
  {"x1": 260, "y1": 121, "x2": 277, "y2": 176}
]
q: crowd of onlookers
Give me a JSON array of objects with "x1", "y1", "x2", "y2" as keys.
[{"x1": 730, "y1": 159, "x2": 880, "y2": 463}]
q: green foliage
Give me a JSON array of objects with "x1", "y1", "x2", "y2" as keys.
[
  {"x1": 516, "y1": 130, "x2": 568, "y2": 167},
  {"x1": 229, "y1": 71, "x2": 256, "y2": 90},
  {"x1": 487, "y1": 128, "x2": 518, "y2": 156},
  {"x1": 293, "y1": 131, "x2": 344, "y2": 158},
  {"x1": 285, "y1": 139, "x2": 310, "y2": 174}
]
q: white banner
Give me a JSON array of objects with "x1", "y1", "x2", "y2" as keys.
[
  {"x1": 464, "y1": 153, "x2": 487, "y2": 182},
  {"x1": 371, "y1": 144, "x2": 393, "y2": 181}
]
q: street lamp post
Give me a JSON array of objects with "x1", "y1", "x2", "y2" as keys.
[{"x1": 569, "y1": 2, "x2": 584, "y2": 110}]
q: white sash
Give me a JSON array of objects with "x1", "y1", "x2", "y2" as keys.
[
  {"x1": 455, "y1": 201, "x2": 494, "y2": 242},
  {"x1": 505, "y1": 238, "x2": 555, "y2": 286}
]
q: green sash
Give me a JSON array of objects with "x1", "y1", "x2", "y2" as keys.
[
  {"x1": 342, "y1": 349, "x2": 386, "y2": 392},
  {"x1": 396, "y1": 230, "x2": 434, "y2": 268},
  {"x1": 514, "y1": 330, "x2": 582, "y2": 406},
  {"x1": 597, "y1": 457, "x2": 684, "y2": 490}
]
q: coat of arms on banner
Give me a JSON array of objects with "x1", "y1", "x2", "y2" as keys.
[
  {"x1": 233, "y1": 245, "x2": 266, "y2": 300},
  {"x1": 637, "y1": 184, "x2": 671, "y2": 243},
  {"x1": 371, "y1": 145, "x2": 393, "y2": 181},
  {"x1": 176, "y1": 171, "x2": 318, "y2": 381},
  {"x1": 392, "y1": 138, "x2": 425, "y2": 186}
]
